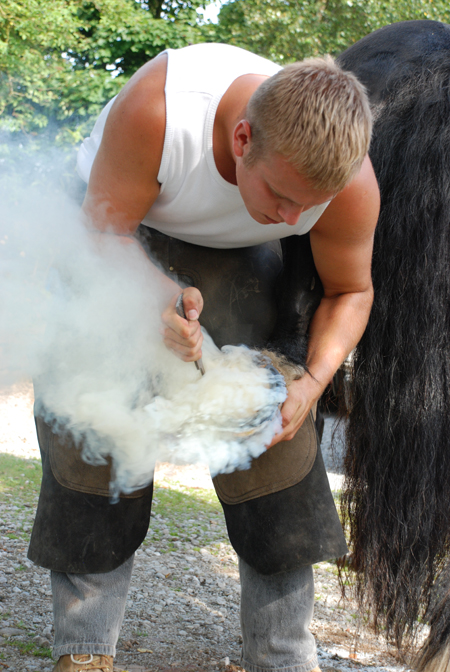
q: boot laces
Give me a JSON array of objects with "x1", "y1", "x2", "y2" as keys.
[{"x1": 70, "y1": 654, "x2": 112, "y2": 671}]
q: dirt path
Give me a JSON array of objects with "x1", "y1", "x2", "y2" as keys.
[{"x1": 0, "y1": 383, "x2": 411, "y2": 672}]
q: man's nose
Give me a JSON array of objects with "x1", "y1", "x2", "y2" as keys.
[{"x1": 278, "y1": 203, "x2": 304, "y2": 226}]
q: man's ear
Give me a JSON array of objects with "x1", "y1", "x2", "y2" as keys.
[{"x1": 233, "y1": 120, "x2": 252, "y2": 158}]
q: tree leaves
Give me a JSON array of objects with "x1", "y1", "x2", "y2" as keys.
[
  {"x1": 213, "y1": 0, "x2": 450, "y2": 63},
  {"x1": 3, "y1": 0, "x2": 450, "y2": 139},
  {"x1": 0, "y1": 0, "x2": 210, "y2": 136}
]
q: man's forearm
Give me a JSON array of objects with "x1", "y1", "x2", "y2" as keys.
[
  {"x1": 305, "y1": 285, "x2": 374, "y2": 398},
  {"x1": 267, "y1": 285, "x2": 373, "y2": 446},
  {"x1": 87, "y1": 227, "x2": 182, "y2": 305}
]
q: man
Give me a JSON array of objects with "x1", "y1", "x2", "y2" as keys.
[{"x1": 29, "y1": 43, "x2": 379, "y2": 672}]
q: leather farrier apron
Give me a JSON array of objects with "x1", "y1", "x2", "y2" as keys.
[{"x1": 28, "y1": 228, "x2": 347, "y2": 574}]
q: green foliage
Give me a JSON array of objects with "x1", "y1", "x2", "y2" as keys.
[
  {"x1": 1, "y1": 0, "x2": 210, "y2": 137},
  {"x1": 212, "y1": 0, "x2": 450, "y2": 63},
  {"x1": 153, "y1": 483, "x2": 222, "y2": 516},
  {"x1": 0, "y1": 453, "x2": 42, "y2": 505},
  {"x1": 3, "y1": 0, "x2": 450, "y2": 142},
  {"x1": 0, "y1": 0, "x2": 83, "y2": 131},
  {"x1": 70, "y1": 0, "x2": 208, "y2": 78},
  {"x1": 8, "y1": 639, "x2": 53, "y2": 659}
]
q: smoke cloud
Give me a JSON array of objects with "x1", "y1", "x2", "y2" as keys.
[{"x1": 0, "y1": 154, "x2": 286, "y2": 496}]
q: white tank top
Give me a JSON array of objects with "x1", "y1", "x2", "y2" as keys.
[{"x1": 77, "y1": 43, "x2": 330, "y2": 249}]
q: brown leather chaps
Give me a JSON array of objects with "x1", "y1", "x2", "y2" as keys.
[{"x1": 28, "y1": 227, "x2": 347, "y2": 574}]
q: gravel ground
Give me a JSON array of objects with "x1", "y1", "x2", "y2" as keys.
[{"x1": 0, "y1": 383, "x2": 412, "y2": 672}]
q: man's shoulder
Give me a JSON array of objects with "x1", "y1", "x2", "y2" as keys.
[
  {"x1": 167, "y1": 42, "x2": 277, "y2": 64},
  {"x1": 165, "y1": 43, "x2": 281, "y2": 93},
  {"x1": 315, "y1": 156, "x2": 380, "y2": 237},
  {"x1": 111, "y1": 56, "x2": 167, "y2": 129}
]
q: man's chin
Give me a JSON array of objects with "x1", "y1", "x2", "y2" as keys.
[
  {"x1": 252, "y1": 212, "x2": 276, "y2": 225},
  {"x1": 250, "y1": 213, "x2": 267, "y2": 225}
]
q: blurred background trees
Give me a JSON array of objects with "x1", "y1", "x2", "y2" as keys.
[
  {"x1": 212, "y1": 0, "x2": 450, "y2": 64},
  {"x1": 1, "y1": 0, "x2": 450, "y2": 143},
  {"x1": 1, "y1": 0, "x2": 210, "y2": 141}
]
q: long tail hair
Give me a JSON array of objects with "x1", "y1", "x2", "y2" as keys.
[{"x1": 341, "y1": 54, "x2": 450, "y2": 663}]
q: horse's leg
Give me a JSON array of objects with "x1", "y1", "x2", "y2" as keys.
[{"x1": 264, "y1": 233, "x2": 323, "y2": 378}]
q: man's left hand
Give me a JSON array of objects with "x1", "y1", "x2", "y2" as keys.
[{"x1": 267, "y1": 374, "x2": 323, "y2": 447}]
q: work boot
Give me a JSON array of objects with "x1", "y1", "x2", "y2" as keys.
[{"x1": 53, "y1": 654, "x2": 113, "y2": 671}]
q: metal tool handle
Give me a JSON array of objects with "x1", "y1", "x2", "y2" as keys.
[{"x1": 175, "y1": 293, "x2": 205, "y2": 376}]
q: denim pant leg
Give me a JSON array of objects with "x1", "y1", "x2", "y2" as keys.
[
  {"x1": 239, "y1": 558, "x2": 318, "y2": 672},
  {"x1": 51, "y1": 555, "x2": 134, "y2": 659}
]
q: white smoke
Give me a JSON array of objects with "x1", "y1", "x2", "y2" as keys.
[{"x1": 0, "y1": 167, "x2": 286, "y2": 496}]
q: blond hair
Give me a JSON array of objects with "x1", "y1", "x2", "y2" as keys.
[{"x1": 245, "y1": 56, "x2": 372, "y2": 193}]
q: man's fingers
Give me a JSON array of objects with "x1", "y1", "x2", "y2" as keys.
[
  {"x1": 164, "y1": 327, "x2": 203, "y2": 361},
  {"x1": 181, "y1": 286, "x2": 204, "y2": 320},
  {"x1": 162, "y1": 305, "x2": 203, "y2": 361},
  {"x1": 266, "y1": 381, "x2": 313, "y2": 448},
  {"x1": 163, "y1": 318, "x2": 200, "y2": 343},
  {"x1": 161, "y1": 287, "x2": 204, "y2": 362},
  {"x1": 267, "y1": 422, "x2": 299, "y2": 448},
  {"x1": 167, "y1": 345, "x2": 203, "y2": 363},
  {"x1": 267, "y1": 423, "x2": 296, "y2": 448}
]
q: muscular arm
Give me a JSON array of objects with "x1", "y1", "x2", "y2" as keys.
[
  {"x1": 270, "y1": 155, "x2": 380, "y2": 444},
  {"x1": 82, "y1": 55, "x2": 203, "y2": 361},
  {"x1": 83, "y1": 56, "x2": 166, "y2": 234}
]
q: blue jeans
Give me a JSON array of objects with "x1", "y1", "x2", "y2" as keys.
[{"x1": 52, "y1": 556, "x2": 318, "y2": 672}]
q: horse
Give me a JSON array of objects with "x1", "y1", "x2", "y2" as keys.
[{"x1": 336, "y1": 20, "x2": 450, "y2": 672}]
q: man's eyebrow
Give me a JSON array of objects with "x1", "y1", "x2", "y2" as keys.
[
  {"x1": 268, "y1": 183, "x2": 288, "y2": 199},
  {"x1": 268, "y1": 182, "x2": 300, "y2": 205}
]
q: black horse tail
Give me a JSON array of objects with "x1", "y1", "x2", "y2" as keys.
[{"x1": 340, "y1": 52, "x2": 450, "y2": 666}]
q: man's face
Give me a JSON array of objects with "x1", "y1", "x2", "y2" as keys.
[
  {"x1": 236, "y1": 151, "x2": 334, "y2": 226},
  {"x1": 232, "y1": 121, "x2": 334, "y2": 226}
]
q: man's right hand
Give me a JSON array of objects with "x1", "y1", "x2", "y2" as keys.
[{"x1": 161, "y1": 287, "x2": 204, "y2": 362}]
